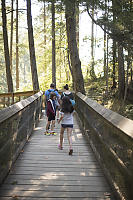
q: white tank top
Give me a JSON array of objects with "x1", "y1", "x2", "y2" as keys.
[{"x1": 60, "y1": 112, "x2": 73, "y2": 125}]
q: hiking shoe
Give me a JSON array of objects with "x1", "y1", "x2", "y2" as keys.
[
  {"x1": 51, "y1": 132, "x2": 57, "y2": 136},
  {"x1": 44, "y1": 131, "x2": 51, "y2": 136},
  {"x1": 58, "y1": 144, "x2": 63, "y2": 150},
  {"x1": 69, "y1": 149, "x2": 73, "y2": 155}
]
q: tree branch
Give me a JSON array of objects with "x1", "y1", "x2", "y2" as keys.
[{"x1": 6, "y1": 9, "x2": 26, "y2": 15}]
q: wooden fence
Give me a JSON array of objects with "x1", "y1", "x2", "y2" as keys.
[{"x1": 0, "y1": 91, "x2": 40, "y2": 109}]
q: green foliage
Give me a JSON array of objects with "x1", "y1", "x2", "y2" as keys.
[
  {"x1": 33, "y1": 0, "x2": 72, "y2": 91},
  {"x1": 86, "y1": 0, "x2": 133, "y2": 51},
  {"x1": 85, "y1": 77, "x2": 133, "y2": 121}
]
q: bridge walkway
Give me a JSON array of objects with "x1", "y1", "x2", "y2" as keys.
[{"x1": 0, "y1": 112, "x2": 115, "y2": 199}]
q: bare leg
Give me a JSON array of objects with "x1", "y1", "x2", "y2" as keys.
[
  {"x1": 60, "y1": 126, "x2": 65, "y2": 148},
  {"x1": 67, "y1": 127, "x2": 73, "y2": 149},
  {"x1": 51, "y1": 120, "x2": 55, "y2": 132},
  {"x1": 46, "y1": 120, "x2": 51, "y2": 132},
  {"x1": 56, "y1": 109, "x2": 59, "y2": 119}
]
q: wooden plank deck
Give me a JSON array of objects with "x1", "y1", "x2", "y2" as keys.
[{"x1": 0, "y1": 112, "x2": 115, "y2": 200}]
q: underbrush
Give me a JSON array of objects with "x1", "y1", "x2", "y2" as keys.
[{"x1": 86, "y1": 78, "x2": 133, "y2": 121}]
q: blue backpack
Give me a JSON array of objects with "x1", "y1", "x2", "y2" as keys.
[
  {"x1": 46, "y1": 89, "x2": 56, "y2": 101},
  {"x1": 70, "y1": 99, "x2": 75, "y2": 106}
]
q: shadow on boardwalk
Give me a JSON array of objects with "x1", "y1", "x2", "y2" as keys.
[{"x1": 0, "y1": 111, "x2": 115, "y2": 200}]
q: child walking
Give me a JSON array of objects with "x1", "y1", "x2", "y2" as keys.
[
  {"x1": 58, "y1": 96, "x2": 74, "y2": 155},
  {"x1": 45, "y1": 92, "x2": 56, "y2": 135}
]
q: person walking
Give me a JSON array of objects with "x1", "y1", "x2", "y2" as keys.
[
  {"x1": 45, "y1": 92, "x2": 56, "y2": 135},
  {"x1": 61, "y1": 84, "x2": 74, "y2": 100},
  {"x1": 44, "y1": 83, "x2": 60, "y2": 114},
  {"x1": 58, "y1": 96, "x2": 74, "y2": 155},
  {"x1": 54, "y1": 89, "x2": 61, "y2": 122}
]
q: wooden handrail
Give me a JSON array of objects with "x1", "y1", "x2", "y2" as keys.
[
  {"x1": 75, "y1": 92, "x2": 133, "y2": 200},
  {"x1": 0, "y1": 91, "x2": 43, "y2": 184},
  {"x1": 0, "y1": 90, "x2": 38, "y2": 98},
  {"x1": 0, "y1": 91, "x2": 40, "y2": 108}
]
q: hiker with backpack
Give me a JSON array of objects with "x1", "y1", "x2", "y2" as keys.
[
  {"x1": 45, "y1": 92, "x2": 57, "y2": 135},
  {"x1": 44, "y1": 83, "x2": 60, "y2": 114},
  {"x1": 44, "y1": 83, "x2": 60, "y2": 135},
  {"x1": 61, "y1": 84, "x2": 75, "y2": 106}
]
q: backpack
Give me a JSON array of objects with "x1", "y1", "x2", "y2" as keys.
[
  {"x1": 70, "y1": 99, "x2": 75, "y2": 106},
  {"x1": 62, "y1": 92, "x2": 75, "y2": 106},
  {"x1": 46, "y1": 89, "x2": 56, "y2": 101}
]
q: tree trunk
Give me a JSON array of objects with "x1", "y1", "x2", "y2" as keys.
[
  {"x1": 103, "y1": 31, "x2": 106, "y2": 78},
  {"x1": 90, "y1": 7, "x2": 96, "y2": 80},
  {"x1": 131, "y1": 67, "x2": 132, "y2": 82},
  {"x1": 105, "y1": 35, "x2": 109, "y2": 95},
  {"x1": 112, "y1": 40, "x2": 117, "y2": 88},
  {"x1": 124, "y1": 49, "x2": 131, "y2": 102},
  {"x1": 112, "y1": 0, "x2": 117, "y2": 88},
  {"x1": 43, "y1": 1, "x2": 47, "y2": 73},
  {"x1": 67, "y1": 49, "x2": 74, "y2": 89},
  {"x1": 51, "y1": 0, "x2": 56, "y2": 87},
  {"x1": 65, "y1": 0, "x2": 85, "y2": 94},
  {"x1": 26, "y1": 0, "x2": 39, "y2": 91},
  {"x1": 75, "y1": 2, "x2": 79, "y2": 49},
  {"x1": 1, "y1": 0, "x2": 13, "y2": 92},
  {"x1": 103, "y1": 0, "x2": 107, "y2": 80},
  {"x1": 118, "y1": 42, "x2": 125, "y2": 98},
  {"x1": 44, "y1": 1, "x2": 46, "y2": 46},
  {"x1": 59, "y1": 5, "x2": 62, "y2": 82},
  {"x1": 16, "y1": 0, "x2": 19, "y2": 90},
  {"x1": 10, "y1": 0, "x2": 14, "y2": 74}
]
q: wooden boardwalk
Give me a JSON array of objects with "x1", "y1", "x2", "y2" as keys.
[{"x1": 0, "y1": 112, "x2": 115, "y2": 200}]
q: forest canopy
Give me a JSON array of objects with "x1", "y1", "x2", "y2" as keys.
[{"x1": 0, "y1": 0, "x2": 133, "y2": 103}]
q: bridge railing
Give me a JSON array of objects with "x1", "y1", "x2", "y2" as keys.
[
  {"x1": 75, "y1": 92, "x2": 133, "y2": 200},
  {"x1": 0, "y1": 91, "x2": 43, "y2": 184},
  {"x1": 0, "y1": 91, "x2": 39, "y2": 109}
]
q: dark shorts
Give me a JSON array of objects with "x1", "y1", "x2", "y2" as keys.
[
  {"x1": 48, "y1": 114, "x2": 55, "y2": 121},
  {"x1": 61, "y1": 124, "x2": 73, "y2": 128}
]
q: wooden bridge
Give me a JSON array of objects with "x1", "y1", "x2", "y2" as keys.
[{"x1": 0, "y1": 91, "x2": 133, "y2": 200}]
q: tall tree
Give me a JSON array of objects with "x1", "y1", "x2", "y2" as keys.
[
  {"x1": 16, "y1": 0, "x2": 19, "y2": 90},
  {"x1": 118, "y1": 42, "x2": 125, "y2": 98},
  {"x1": 112, "y1": 0, "x2": 117, "y2": 88},
  {"x1": 26, "y1": 0, "x2": 39, "y2": 91},
  {"x1": 51, "y1": 0, "x2": 56, "y2": 86},
  {"x1": 90, "y1": 4, "x2": 96, "y2": 80},
  {"x1": 105, "y1": 34, "x2": 109, "y2": 94},
  {"x1": 112, "y1": 40, "x2": 117, "y2": 88},
  {"x1": 43, "y1": 1, "x2": 46, "y2": 46},
  {"x1": 43, "y1": 0, "x2": 47, "y2": 73},
  {"x1": 75, "y1": 2, "x2": 79, "y2": 48},
  {"x1": 10, "y1": 0, "x2": 14, "y2": 73},
  {"x1": 1, "y1": 0, "x2": 13, "y2": 92},
  {"x1": 105, "y1": 0, "x2": 109, "y2": 94},
  {"x1": 103, "y1": 0, "x2": 107, "y2": 79},
  {"x1": 65, "y1": 0, "x2": 85, "y2": 94},
  {"x1": 124, "y1": 48, "x2": 131, "y2": 102},
  {"x1": 59, "y1": 3, "x2": 63, "y2": 82},
  {"x1": 103, "y1": 30, "x2": 106, "y2": 78}
]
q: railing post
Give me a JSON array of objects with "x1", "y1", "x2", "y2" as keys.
[{"x1": 12, "y1": 93, "x2": 14, "y2": 105}]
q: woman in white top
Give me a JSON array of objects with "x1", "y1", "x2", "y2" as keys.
[{"x1": 58, "y1": 96, "x2": 74, "y2": 155}]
